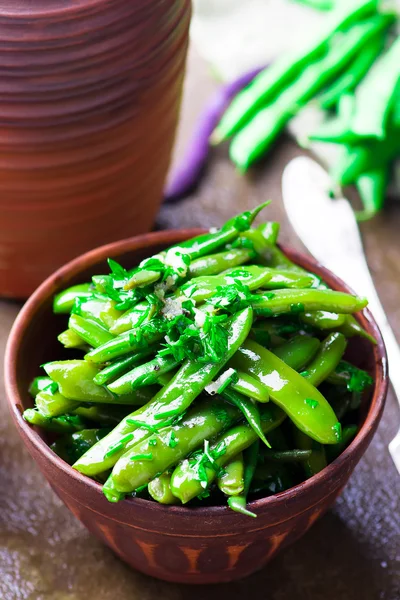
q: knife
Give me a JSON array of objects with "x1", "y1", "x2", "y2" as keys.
[{"x1": 282, "y1": 156, "x2": 400, "y2": 473}]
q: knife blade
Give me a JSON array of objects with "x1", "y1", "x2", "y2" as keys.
[{"x1": 282, "y1": 156, "x2": 400, "y2": 473}]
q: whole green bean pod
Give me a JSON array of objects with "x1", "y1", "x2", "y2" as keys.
[
  {"x1": 53, "y1": 283, "x2": 92, "y2": 314},
  {"x1": 74, "y1": 308, "x2": 253, "y2": 476},
  {"x1": 230, "y1": 16, "x2": 392, "y2": 169},
  {"x1": 230, "y1": 340, "x2": 340, "y2": 444},
  {"x1": 217, "y1": 453, "x2": 245, "y2": 496},
  {"x1": 213, "y1": 0, "x2": 380, "y2": 142},
  {"x1": 228, "y1": 441, "x2": 260, "y2": 518},
  {"x1": 109, "y1": 398, "x2": 241, "y2": 495},
  {"x1": 252, "y1": 288, "x2": 367, "y2": 316},
  {"x1": 69, "y1": 314, "x2": 114, "y2": 349},
  {"x1": 303, "y1": 332, "x2": 347, "y2": 388},
  {"x1": 232, "y1": 371, "x2": 270, "y2": 403},
  {"x1": 148, "y1": 472, "x2": 180, "y2": 505},
  {"x1": 241, "y1": 222, "x2": 280, "y2": 248},
  {"x1": 169, "y1": 404, "x2": 285, "y2": 504},
  {"x1": 188, "y1": 248, "x2": 255, "y2": 278},
  {"x1": 339, "y1": 315, "x2": 376, "y2": 344},
  {"x1": 44, "y1": 360, "x2": 157, "y2": 405}
]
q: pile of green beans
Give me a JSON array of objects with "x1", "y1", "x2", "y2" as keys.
[
  {"x1": 25, "y1": 205, "x2": 374, "y2": 517},
  {"x1": 212, "y1": 0, "x2": 398, "y2": 219}
]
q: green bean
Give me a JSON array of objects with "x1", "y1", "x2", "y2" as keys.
[
  {"x1": 148, "y1": 472, "x2": 180, "y2": 505},
  {"x1": 301, "y1": 311, "x2": 346, "y2": 330},
  {"x1": 230, "y1": 16, "x2": 392, "y2": 170},
  {"x1": 23, "y1": 409, "x2": 87, "y2": 433},
  {"x1": 74, "y1": 297, "x2": 122, "y2": 330},
  {"x1": 252, "y1": 288, "x2": 367, "y2": 316},
  {"x1": 273, "y1": 335, "x2": 320, "y2": 371},
  {"x1": 53, "y1": 283, "x2": 92, "y2": 314},
  {"x1": 85, "y1": 319, "x2": 165, "y2": 364},
  {"x1": 169, "y1": 404, "x2": 285, "y2": 504},
  {"x1": 303, "y1": 332, "x2": 347, "y2": 388},
  {"x1": 181, "y1": 265, "x2": 273, "y2": 303},
  {"x1": 44, "y1": 360, "x2": 157, "y2": 405},
  {"x1": 74, "y1": 308, "x2": 253, "y2": 476},
  {"x1": 69, "y1": 314, "x2": 114, "y2": 349},
  {"x1": 109, "y1": 398, "x2": 241, "y2": 494},
  {"x1": 217, "y1": 453, "x2": 245, "y2": 496},
  {"x1": 29, "y1": 376, "x2": 54, "y2": 398},
  {"x1": 319, "y1": 37, "x2": 384, "y2": 110},
  {"x1": 108, "y1": 355, "x2": 180, "y2": 395},
  {"x1": 188, "y1": 248, "x2": 254, "y2": 278},
  {"x1": 351, "y1": 36, "x2": 400, "y2": 139},
  {"x1": 230, "y1": 340, "x2": 340, "y2": 444},
  {"x1": 262, "y1": 269, "x2": 317, "y2": 290},
  {"x1": 231, "y1": 371, "x2": 270, "y2": 403},
  {"x1": 93, "y1": 348, "x2": 156, "y2": 386},
  {"x1": 213, "y1": 0, "x2": 379, "y2": 142},
  {"x1": 228, "y1": 441, "x2": 260, "y2": 518},
  {"x1": 35, "y1": 390, "x2": 81, "y2": 418}
]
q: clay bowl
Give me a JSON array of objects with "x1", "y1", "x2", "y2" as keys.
[{"x1": 5, "y1": 229, "x2": 388, "y2": 584}]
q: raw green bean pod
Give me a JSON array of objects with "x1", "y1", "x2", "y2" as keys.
[
  {"x1": 188, "y1": 248, "x2": 255, "y2": 278},
  {"x1": 230, "y1": 340, "x2": 341, "y2": 444}
]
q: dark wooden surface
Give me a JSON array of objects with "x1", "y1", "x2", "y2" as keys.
[{"x1": 1, "y1": 47, "x2": 399, "y2": 599}]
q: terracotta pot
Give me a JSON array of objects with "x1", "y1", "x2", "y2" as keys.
[
  {"x1": 5, "y1": 229, "x2": 388, "y2": 584},
  {"x1": 0, "y1": 0, "x2": 191, "y2": 299}
]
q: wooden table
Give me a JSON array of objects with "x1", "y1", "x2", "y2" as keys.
[{"x1": 1, "y1": 48, "x2": 399, "y2": 600}]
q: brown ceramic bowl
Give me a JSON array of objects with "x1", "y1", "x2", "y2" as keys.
[{"x1": 5, "y1": 229, "x2": 388, "y2": 584}]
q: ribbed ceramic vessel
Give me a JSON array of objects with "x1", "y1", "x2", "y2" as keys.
[
  {"x1": 0, "y1": 0, "x2": 191, "y2": 298},
  {"x1": 5, "y1": 229, "x2": 388, "y2": 584}
]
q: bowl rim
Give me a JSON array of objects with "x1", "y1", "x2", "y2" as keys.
[{"x1": 4, "y1": 228, "x2": 389, "y2": 518}]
